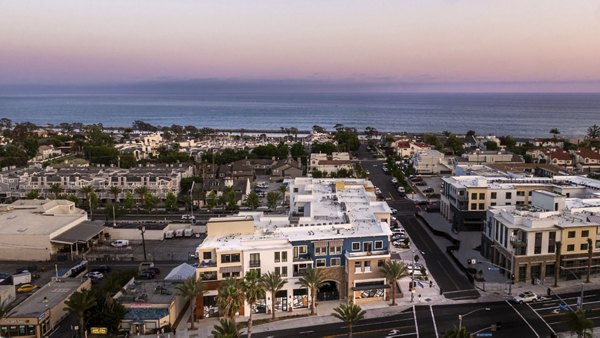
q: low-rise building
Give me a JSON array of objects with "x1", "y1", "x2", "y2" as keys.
[
  {"x1": 309, "y1": 153, "x2": 353, "y2": 175},
  {"x1": 575, "y1": 149, "x2": 600, "y2": 172},
  {"x1": 412, "y1": 150, "x2": 451, "y2": 174},
  {"x1": 0, "y1": 278, "x2": 91, "y2": 338},
  {"x1": 194, "y1": 178, "x2": 392, "y2": 319}
]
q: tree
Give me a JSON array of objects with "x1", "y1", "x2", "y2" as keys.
[
  {"x1": 246, "y1": 191, "x2": 260, "y2": 210},
  {"x1": 484, "y1": 140, "x2": 499, "y2": 151},
  {"x1": 380, "y1": 261, "x2": 409, "y2": 306},
  {"x1": 587, "y1": 124, "x2": 600, "y2": 140},
  {"x1": 23, "y1": 137, "x2": 39, "y2": 159},
  {"x1": 123, "y1": 192, "x2": 135, "y2": 211},
  {"x1": 176, "y1": 277, "x2": 204, "y2": 330},
  {"x1": 0, "y1": 300, "x2": 14, "y2": 319},
  {"x1": 65, "y1": 194, "x2": 80, "y2": 206},
  {"x1": 143, "y1": 193, "x2": 159, "y2": 213},
  {"x1": 445, "y1": 325, "x2": 471, "y2": 338},
  {"x1": 261, "y1": 272, "x2": 287, "y2": 320},
  {"x1": 297, "y1": 268, "x2": 326, "y2": 315},
  {"x1": 290, "y1": 143, "x2": 307, "y2": 159},
  {"x1": 64, "y1": 288, "x2": 96, "y2": 337},
  {"x1": 25, "y1": 190, "x2": 40, "y2": 199},
  {"x1": 565, "y1": 308, "x2": 593, "y2": 338},
  {"x1": 332, "y1": 303, "x2": 366, "y2": 338},
  {"x1": 243, "y1": 270, "x2": 265, "y2": 338},
  {"x1": 135, "y1": 186, "x2": 149, "y2": 207},
  {"x1": 87, "y1": 293, "x2": 127, "y2": 334},
  {"x1": 218, "y1": 278, "x2": 244, "y2": 320},
  {"x1": 109, "y1": 186, "x2": 122, "y2": 202},
  {"x1": 278, "y1": 185, "x2": 287, "y2": 205},
  {"x1": 206, "y1": 191, "x2": 217, "y2": 211},
  {"x1": 164, "y1": 192, "x2": 178, "y2": 212},
  {"x1": 211, "y1": 318, "x2": 239, "y2": 338},
  {"x1": 550, "y1": 128, "x2": 561, "y2": 140},
  {"x1": 466, "y1": 130, "x2": 476, "y2": 136},
  {"x1": 266, "y1": 191, "x2": 280, "y2": 210}
]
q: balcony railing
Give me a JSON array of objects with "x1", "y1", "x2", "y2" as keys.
[
  {"x1": 293, "y1": 254, "x2": 312, "y2": 262},
  {"x1": 510, "y1": 237, "x2": 527, "y2": 248},
  {"x1": 197, "y1": 260, "x2": 217, "y2": 268},
  {"x1": 249, "y1": 260, "x2": 261, "y2": 268},
  {"x1": 201, "y1": 272, "x2": 217, "y2": 281},
  {"x1": 345, "y1": 250, "x2": 389, "y2": 258}
]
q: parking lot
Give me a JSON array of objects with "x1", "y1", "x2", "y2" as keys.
[{"x1": 86, "y1": 236, "x2": 206, "y2": 262}]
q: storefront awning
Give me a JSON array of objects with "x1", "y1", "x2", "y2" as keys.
[
  {"x1": 219, "y1": 266, "x2": 242, "y2": 273},
  {"x1": 50, "y1": 221, "x2": 104, "y2": 245},
  {"x1": 313, "y1": 241, "x2": 328, "y2": 248},
  {"x1": 352, "y1": 284, "x2": 390, "y2": 291}
]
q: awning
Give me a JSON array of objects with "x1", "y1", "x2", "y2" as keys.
[
  {"x1": 50, "y1": 221, "x2": 104, "y2": 245},
  {"x1": 328, "y1": 240, "x2": 343, "y2": 247},
  {"x1": 352, "y1": 284, "x2": 390, "y2": 291},
  {"x1": 219, "y1": 266, "x2": 242, "y2": 273},
  {"x1": 313, "y1": 241, "x2": 328, "y2": 248}
]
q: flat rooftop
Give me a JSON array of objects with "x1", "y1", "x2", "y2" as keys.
[
  {"x1": 9, "y1": 278, "x2": 85, "y2": 318},
  {"x1": 117, "y1": 280, "x2": 177, "y2": 306},
  {"x1": 0, "y1": 200, "x2": 87, "y2": 236}
]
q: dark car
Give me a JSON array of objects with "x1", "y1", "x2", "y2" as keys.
[
  {"x1": 423, "y1": 187, "x2": 434, "y2": 194},
  {"x1": 92, "y1": 265, "x2": 112, "y2": 273},
  {"x1": 415, "y1": 181, "x2": 427, "y2": 186},
  {"x1": 138, "y1": 272, "x2": 154, "y2": 280},
  {"x1": 144, "y1": 267, "x2": 161, "y2": 275}
]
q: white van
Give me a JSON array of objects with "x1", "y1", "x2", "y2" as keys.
[
  {"x1": 164, "y1": 230, "x2": 175, "y2": 239},
  {"x1": 184, "y1": 228, "x2": 193, "y2": 237},
  {"x1": 175, "y1": 229, "x2": 184, "y2": 237},
  {"x1": 111, "y1": 240, "x2": 129, "y2": 248}
]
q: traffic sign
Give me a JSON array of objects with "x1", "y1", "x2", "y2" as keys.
[
  {"x1": 476, "y1": 333, "x2": 493, "y2": 337},
  {"x1": 488, "y1": 267, "x2": 499, "y2": 271},
  {"x1": 90, "y1": 327, "x2": 108, "y2": 334}
]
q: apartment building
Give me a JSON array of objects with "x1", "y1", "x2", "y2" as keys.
[
  {"x1": 194, "y1": 178, "x2": 392, "y2": 319},
  {"x1": 309, "y1": 152, "x2": 353, "y2": 175},
  {"x1": 482, "y1": 191, "x2": 600, "y2": 283},
  {"x1": 412, "y1": 150, "x2": 451, "y2": 174}
]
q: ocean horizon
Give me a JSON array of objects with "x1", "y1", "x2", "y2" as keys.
[{"x1": 1, "y1": 91, "x2": 599, "y2": 138}]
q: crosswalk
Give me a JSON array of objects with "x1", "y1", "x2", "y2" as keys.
[{"x1": 527, "y1": 291, "x2": 600, "y2": 334}]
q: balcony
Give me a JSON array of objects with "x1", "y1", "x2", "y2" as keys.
[
  {"x1": 293, "y1": 254, "x2": 312, "y2": 262},
  {"x1": 510, "y1": 237, "x2": 527, "y2": 248},
  {"x1": 345, "y1": 250, "x2": 389, "y2": 259},
  {"x1": 249, "y1": 260, "x2": 261, "y2": 268},
  {"x1": 201, "y1": 272, "x2": 217, "y2": 281},
  {"x1": 197, "y1": 260, "x2": 217, "y2": 269}
]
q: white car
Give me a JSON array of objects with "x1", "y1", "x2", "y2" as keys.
[
  {"x1": 512, "y1": 291, "x2": 539, "y2": 304},
  {"x1": 85, "y1": 271, "x2": 104, "y2": 280},
  {"x1": 110, "y1": 240, "x2": 129, "y2": 248}
]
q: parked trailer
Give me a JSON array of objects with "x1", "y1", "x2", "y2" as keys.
[{"x1": 184, "y1": 228, "x2": 193, "y2": 237}]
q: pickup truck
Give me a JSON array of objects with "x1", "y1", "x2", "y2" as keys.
[{"x1": 512, "y1": 291, "x2": 539, "y2": 304}]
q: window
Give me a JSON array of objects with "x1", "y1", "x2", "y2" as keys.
[
  {"x1": 222, "y1": 271, "x2": 241, "y2": 278},
  {"x1": 281, "y1": 266, "x2": 288, "y2": 277},
  {"x1": 221, "y1": 253, "x2": 241, "y2": 263},
  {"x1": 568, "y1": 231, "x2": 576, "y2": 238},
  {"x1": 528, "y1": 191, "x2": 532, "y2": 196},
  {"x1": 316, "y1": 258, "x2": 326, "y2": 267},
  {"x1": 471, "y1": 192, "x2": 477, "y2": 200},
  {"x1": 548, "y1": 232, "x2": 556, "y2": 253},
  {"x1": 490, "y1": 202, "x2": 497, "y2": 206},
  {"x1": 479, "y1": 193, "x2": 485, "y2": 200},
  {"x1": 478, "y1": 203, "x2": 485, "y2": 210},
  {"x1": 378, "y1": 260, "x2": 385, "y2": 267},
  {"x1": 517, "y1": 191, "x2": 525, "y2": 197},
  {"x1": 203, "y1": 252, "x2": 212, "y2": 260},
  {"x1": 330, "y1": 258, "x2": 341, "y2": 266},
  {"x1": 274, "y1": 252, "x2": 280, "y2": 263},
  {"x1": 250, "y1": 253, "x2": 260, "y2": 267},
  {"x1": 315, "y1": 246, "x2": 327, "y2": 256},
  {"x1": 491, "y1": 192, "x2": 497, "y2": 199},
  {"x1": 582, "y1": 230, "x2": 589, "y2": 237},
  {"x1": 352, "y1": 242, "x2": 360, "y2": 251},
  {"x1": 471, "y1": 203, "x2": 477, "y2": 210},
  {"x1": 250, "y1": 268, "x2": 261, "y2": 276},
  {"x1": 364, "y1": 261, "x2": 372, "y2": 272},
  {"x1": 374, "y1": 240, "x2": 383, "y2": 250},
  {"x1": 567, "y1": 244, "x2": 575, "y2": 252},
  {"x1": 329, "y1": 245, "x2": 342, "y2": 255},
  {"x1": 282, "y1": 251, "x2": 288, "y2": 262},
  {"x1": 363, "y1": 242, "x2": 373, "y2": 252},
  {"x1": 581, "y1": 243, "x2": 589, "y2": 251},
  {"x1": 505, "y1": 192, "x2": 512, "y2": 199},
  {"x1": 354, "y1": 261, "x2": 361, "y2": 272},
  {"x1": 534, "y1": 233, "x2": 542, "y2": 254},
  {"x1": 294, "y1": 245, "x2": 307, "y2": 257}
]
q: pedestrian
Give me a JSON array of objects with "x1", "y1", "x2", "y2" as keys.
[
  {"x1": 429, "y1": 280, "x2": 433, "y2": 288},
  {"x1": 418, "y1": 294, "x2": 422, "y2": 302}
]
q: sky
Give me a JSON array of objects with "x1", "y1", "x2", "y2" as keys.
[{"x1": 2, "y1": 0, "x2": 600, "y2": 91}]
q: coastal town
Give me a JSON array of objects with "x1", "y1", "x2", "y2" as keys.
[{"x1": 1, "y1": 120, "x2": 600, "y2": 337}]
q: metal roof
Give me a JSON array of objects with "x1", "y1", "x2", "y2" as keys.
[{"x1": 50, "y1": 221, "x2": 104, "y2": 245}]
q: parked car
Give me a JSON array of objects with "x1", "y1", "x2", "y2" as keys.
[
  {"x1": 85, "y1": 271, "x2": 104, "y2": 280},
  {"x1": 143, "y1": 267, "x2": 161, "y2": 275},
  {"x1": 138, "y1": 272, "x2": 154, "y2": 280},
  {"x1": 423, "y1": 187, "x2": 434, "y2": 194},
  {"x1": 110, "y1": 240, "x2": 130, "y2": 248},
  {"x1": 91, "y1": 265, "x2": 111, "y2": 273},
  {"x1": 17, "y1": 283, "x2": 38, "y2": 293},
  {"x1": 415, "y1": 181, "x2": 427, "y2": 186},
  {"x1": 512, "y1": 291, "x2": 539, "y2": 304}
]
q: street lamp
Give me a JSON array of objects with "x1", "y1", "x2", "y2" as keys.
[
  {"x1": 410, "y1": 249, "x2": 417, "y2": 302},
  {"x1": 458, "y1": 307, "x2": 491, "y2": 330},
  {"x1": 138, "y1": 225, "x2": 147, "y2": 261},
  {"x1": 190, "y1": 181, "x2": 195, "y2": 223}
]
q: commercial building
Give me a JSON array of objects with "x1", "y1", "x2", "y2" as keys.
[
  {"x1": 0, "y1": 199, "x2": 104, "y2": 261},
  {"x1": 0, "y1": 278, "x2": 91, "y2": 338},
  {"x1": 482, "y1": 191, "x2": 600, "y2": 283},
  {"x1": 194, "y1": 178, "x2": 392, "y2": 318}
]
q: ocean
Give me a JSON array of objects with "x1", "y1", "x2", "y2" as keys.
[{"x1": 0, "y1": 92, "x2": 599, "y2": 138}]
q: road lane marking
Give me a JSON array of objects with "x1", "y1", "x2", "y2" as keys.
[
  {"x1": 324, "y1": 326, "x2": 416, "y2": 338},
  {"x1": 345, "y1": 318, "x2": 414, "y2": 329},
  {"x1": 527, "y1": 303, "x2": 556, "y2": 335},
  {"x1": 299, "y1": 330, "x2": 314, "y2": 334},
  {"x1": 430, "y1": 305, "x2": 439, "y2": 338},
  {"x1": 506, "y1": 300, "x2": 540, "y2": 338},
  {"x1": 413, "y1": 305, "x2": 419, "y2": 338}
]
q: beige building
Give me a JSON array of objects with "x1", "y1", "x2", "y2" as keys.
[
  {"x1": 309, "y1": 152, "x2": 353, "y2": 175},
  {"x1": 0, "y1": 278, "x2": 91, "y2": 338},
  {"x1": 0, "y1": 199, "x2": 104, "y2": 261}
]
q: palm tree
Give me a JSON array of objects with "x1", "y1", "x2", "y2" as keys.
[
  {"x1": 587, "y1": 124, "x2": 600, "y2": 140},
  {"x1": 380, "y1": 260, "x2": 409, "y2": 306},
  {"x1": 218, "y1": 278, "x2": 244, "y2": 320},
  {"x1": 565, "y1": 308, "x2": 594, "y2": 338},
  {"x1": 176, "y1": 277, "x2": 204, "y2": 330},
  {"x1": 332, "y1": 303, "x2": 366, "y2": 338},
  {"x1": 49, "y1": 183, "x2": 63, "y2": 199},
  {"x1": 243, "y1": 270, "x2": 265, "y2": 338},
  {"x1": 134, "y1": 186, "x2": 149, "y2": 208},
  {"x1": 211, "y1": 318, "x2": 239, "y2": 338},
  {"x1": 549, "y1": 128, "x2": 561, "y2": 141},
  {"x1": 298, "y1": 268, "x2": 326, "y2": 315},
  {"x1": 261, "y1": 272, "x2": 287, "y2": 320},
  {"x1": 445, "y1": 325, "x2": 471, "y2": 338},
  {"x1": 109, "y1": 186, "x2": 122, "y2": 202},
  {"x1": 64, "y1": 288, "x2": 96, "y2": 338},
  {"x1": 278, "y1": 185, "x2": 287, "y2": 205},
  {"x1": 0, "y1": 300, "x2": 14, "y2": 319},
  {"x1": 80, "y1": 185, "x2": 95, "y2": 219}
]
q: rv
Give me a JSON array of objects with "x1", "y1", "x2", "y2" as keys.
[
  {"x1": 184, "y1": 228, "x2": 193, "y2": 237},
  {"x1": 175, "y1": 228, "x2": 184, "y2": 237},
  {"x1": 164, "y1": 230, "x2": 175, "y2": 239}
]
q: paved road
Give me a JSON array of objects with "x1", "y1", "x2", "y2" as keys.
[{"x1": 356, "y1": 145, "x2": 478, "y2": 300}]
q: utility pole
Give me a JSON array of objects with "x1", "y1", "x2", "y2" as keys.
[
  {"x1": 190, "y1": 181, "x2": 195, "y2": 223},
  {"x1": 112, "y1": 204, "x2": 116, "y2": 227},
  {"x1": 554, "y1": 242, "x2": 561, "y2": 287},
  {"x1": 139, "y1": 225, "x2": 147, "y2": 261}
]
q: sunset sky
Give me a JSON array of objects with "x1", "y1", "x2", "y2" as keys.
[{"x1": 2, "y1": 0, "x2": 600, "y2": 91}]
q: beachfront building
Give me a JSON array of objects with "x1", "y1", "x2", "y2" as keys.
[
  {"x1": 482, "y1": 191, "x2": 600, "y2": 283},
  {"x1": 309, "y1": 152, "x2": 353, "y2": 176},
  {"x1": 194, "y1": 177, "x2": 392, "y2": 319}
]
